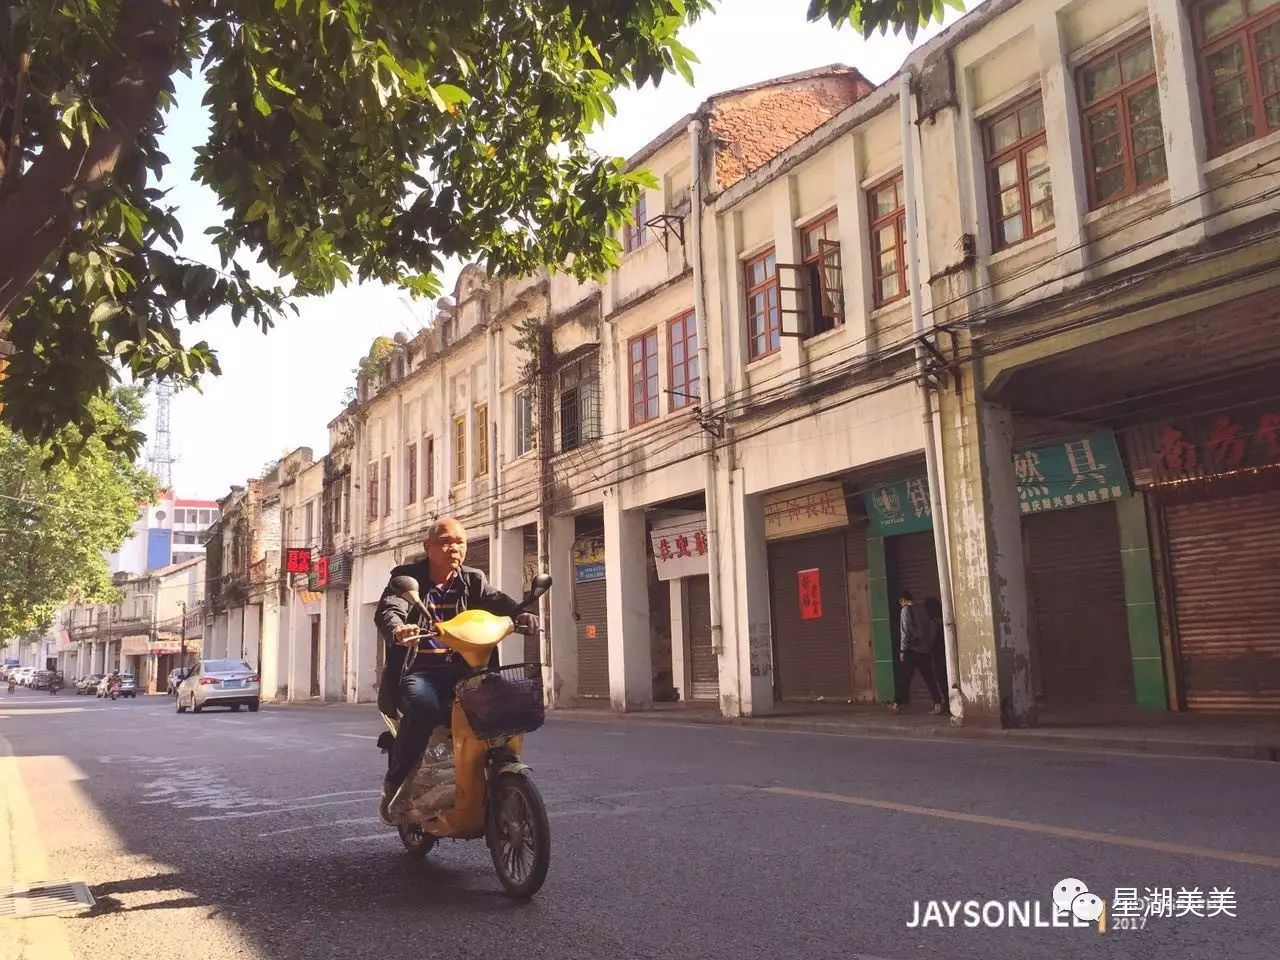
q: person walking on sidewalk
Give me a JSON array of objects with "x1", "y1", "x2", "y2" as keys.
[{"x1": 890, "y1": 591, "x2": 944, "y2": 715}]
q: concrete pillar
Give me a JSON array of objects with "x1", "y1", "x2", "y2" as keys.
[
  {"x1": 936, "y1": 379, "x2": 1035, "y2": 726},
  {"x1": 834, "y1": 134, "x2": 873, "y2": 353},
  {"x1": 1037, "y1": 14, "x2": 1089, "y2": 283},
  {"x1": 323, "y1": 591, "x2": 346, "y2": 701},
  {"x1": 211, "y1": 613, "x2": 230, "y2": 659},
  {"x1": 867, "y1": 536, "x2": 895, "y2": 701},
  {"x1": 603, "y1": 490, "x2": 651, "y2": 711},
  {"x1": 1148, "y1": 0, "x2": 1211, "y2": 240},
  {"x1": 351, "y1": 601, "x2": 380, "y2": 704},
  {"x1": 243, "y1": 603, "x2": 262, "y2": 671},
  {"x1": 289, "y1": 600, "x2": 314, "y2": 701},
  {"x1": 228, "y1": 608, "x2": 245, "y2": 663},
  {"x1": 493, "y1": 525, "x2": 528, "y2": 665},
  {"x1": 546, "y1": 514, "x2": 577, "y2": 707},
  {"x1": 669, "y1": 579, "x2": 688, "y2": 702},
  {"x1": 727, "y1": 469, "x2": 774, "y2": 716},
  {"x1": 263, "y1": 594, "x2": 286, "y2": 700}
]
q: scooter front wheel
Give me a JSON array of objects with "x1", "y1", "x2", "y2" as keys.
[
  {"x1": 397, "y1": 823, "x2": 437, "y2": 859},
  {"x1": 487, "y1": 771, "x2": 550, "y2": 900}
]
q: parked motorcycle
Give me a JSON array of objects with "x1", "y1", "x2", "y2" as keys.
[
  {"x1": 107, "y1": 679, "x2": 121, "y2": 701},
  {"x1": 381, "y1": 572, "x2": 552, "y2": 899}
]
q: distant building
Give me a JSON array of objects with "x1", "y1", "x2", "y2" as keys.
[{"x1": 106, "y1": 491, "x2": 220, "y2": 575}]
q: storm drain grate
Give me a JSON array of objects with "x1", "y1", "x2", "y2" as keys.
[{"x1": 0, "y1": 880, "x2": 95, "y2": 918}]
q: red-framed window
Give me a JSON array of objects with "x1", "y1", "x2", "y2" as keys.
[
  {"x1": 745, "y1": 248, "x2": 780, "y2": 361},
  {"x1": 867, "y1": 176, "x2": 907, "y2": 306},
  {"x1": 800, "y1": 211, "x2": 844, "y2": 335},
  {"x1": 1193, "y1": 0, "x2": 1280, "y2": 154},
  {"x1": 405, "y1": 441, "x2": 418, "y2": 504},
  {"x1": 628, "y1": 328, "x2": 660, "y2": 426},
  {"x1": 668, "y1": 310, "x2": 699, "y2": 411},
  {"x1": 984, "y1": 94, "x2": 1055, "y2": 250},
  {"x1": 1079, "y1": 32, "x2": 1168, "y2": 207},
  {"x1": 623, "y1": 195, "x2": 647, "y2": 253},
  {"x1": 381, "y1": 456, "x2": 391, "y2": 517}
]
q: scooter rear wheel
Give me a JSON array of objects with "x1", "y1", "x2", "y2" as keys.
[
  {"x1": 487, "y1": 771, "x2": 550, "y2": 900},
  {"x1": 397, "y1": 823, "x2": 436, "y2": 859}
]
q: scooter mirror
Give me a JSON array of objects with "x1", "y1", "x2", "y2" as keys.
[
  {"x1": 528, "y1": 573, "x2": 553, "y2": 599},
  {"x1": 390, "y1": 575, "x2": 422, "y2": 606}
]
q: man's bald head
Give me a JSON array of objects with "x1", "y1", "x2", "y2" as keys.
[{"x1": 424, "y1": 516, "x2": 467, "y2": 582}]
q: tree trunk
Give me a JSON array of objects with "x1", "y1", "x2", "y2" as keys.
[{"x1": 0, "y1": 0, "x2": 184, "y2": 323}]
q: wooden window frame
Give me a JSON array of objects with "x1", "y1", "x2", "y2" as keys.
[
  {"x1": 866, "y1": 176, "x2": 908, "y2": 308},
  {"x1": 381, "y1": 456, "x2": 392, "y2": 517},
  {"x1": 474, "y1": 404, "x2": 489, "y2": 477},
  {"x1": 628, "y1": 328, "x2": 660, "y2": 426},
  {"x1": 1192, "y1": 0, "x2": 1280, "y2": 155},
  {"x1": 1078, "y1": 32, "x2": 1167, "y2": 208},
  {"x1": 984, "y1": 93, "x2": 1054, "y2": 250},
  {"x1": 513, "y1": 387, "x2": 535, "y2": 457},
  {"x1": 405, "y1": 441, "x2": 418, "y2": 505},
  {"x1": 667, "y1": 311, "x2": 699, "y2": 411},
  {"x1": 623, "y1": 195, "x2": 647, "y2": 253},
  {"x1": 453, "y1": 416, "x2": 466, "y2": 485},
  {"x1": 744, "y1": 248, "x2": 781, "y2": 361},
  {"x1": 366, "y1": 461, "x2": 378, "y2": 520},
  {"x1": 800, "y1": 210, "x2": 845, "y2": 334},
  {"x1": 422, "y1": 435, "x2": 435, "y2": 500}
]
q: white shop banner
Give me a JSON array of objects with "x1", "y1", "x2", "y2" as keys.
[{"x1": 649, "y1": 513, "x2": 709, "y2": 581}]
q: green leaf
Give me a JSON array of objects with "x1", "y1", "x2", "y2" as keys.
[
  {"x1": 253, "y1": 90, "x2": 272, "y2": 116},
  {"x1": 433, "y1": 83, "x2": 472, "y2": 108}
]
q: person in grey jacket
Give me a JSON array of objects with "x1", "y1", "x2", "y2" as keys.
[{"x1": 890, "y1": 590, "x2": 943, "y2": 715}]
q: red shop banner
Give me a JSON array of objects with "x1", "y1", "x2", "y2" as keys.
[{"x1": 798, "y1": 568, "x2": 823, "y2": 620}]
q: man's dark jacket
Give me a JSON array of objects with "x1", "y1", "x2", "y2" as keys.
[{"x1": 374, "y1": 562, "x2": 522, "y2": 717}]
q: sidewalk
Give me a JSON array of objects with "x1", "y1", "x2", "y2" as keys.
[{"x1": 553, "y1": 701, "x2": 1280, "y2": 762}]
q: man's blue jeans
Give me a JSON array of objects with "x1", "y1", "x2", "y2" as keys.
[{"x1": 386, "y1": 667, "x2": 462, "y2": 792}]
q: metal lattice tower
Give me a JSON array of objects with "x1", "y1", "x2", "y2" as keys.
[{"x1": 148, "y1": 382, "x2": 175, "y2": 489}]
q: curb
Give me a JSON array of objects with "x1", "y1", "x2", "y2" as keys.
[{"x1": 550, "y1": 709, "x2": 1280, "y2": 762}]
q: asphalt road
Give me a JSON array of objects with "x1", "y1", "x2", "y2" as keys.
[{"x1": 2, "y1": 690, "x2": 1278, "y2": 960}]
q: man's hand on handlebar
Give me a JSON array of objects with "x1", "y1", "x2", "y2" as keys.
[
  {"x1": 514, "y1": 613, "x2": 539, "y2": 635},
  {"x1": 393, "y1": 623, "x2": 423, "y2": 648}
]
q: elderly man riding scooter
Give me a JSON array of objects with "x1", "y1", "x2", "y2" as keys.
[{"x1": 374, "y1": 516, "x2": 537, "y2": 824}]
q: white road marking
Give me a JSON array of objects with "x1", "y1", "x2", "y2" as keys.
[
  {"x1": 258, "y1": 816, "x2": 380, "y2": 837},
  {"x1": 190, "y1": 795, "x2": 378, "y2": 821},
  {"x1": 339, "y1": 832, "x2": 398, "y2": 843},
  {"x1": 337, "y1": 733, "x2": 379, "y2": 741}
]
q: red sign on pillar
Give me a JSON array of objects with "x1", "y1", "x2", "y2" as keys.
[{"x1": 798, "y1": 568, "x2": 823, "y2": 620}]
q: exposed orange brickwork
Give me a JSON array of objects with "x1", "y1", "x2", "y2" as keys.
[{"x1": 709, "y1": 73, "x2": 873, "y2": 190}]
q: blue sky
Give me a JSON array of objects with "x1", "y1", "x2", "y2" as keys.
[{"x1": 154, "y1": 0, "x2": 963, "y2": 499}]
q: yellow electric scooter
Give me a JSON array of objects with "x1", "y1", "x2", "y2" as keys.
[{"x1": 382, "y1": 573, "x2": 552, "y2": 899}]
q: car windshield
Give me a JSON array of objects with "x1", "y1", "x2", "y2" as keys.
[{"x1": 203, "y1": 660, "x2": 252, "y2": 673}]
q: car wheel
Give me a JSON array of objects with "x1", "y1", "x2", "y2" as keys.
[
  {"x1": 231, "y1": 704, "x2": 241, "y2": 712},
  {"x1": 248, "y1": 700, "x2": 260, "y2": 713},
  {"x1": 192, "y1": 699, "x2": 203, "y2": 713},
  {"x1": 176, "y1": 699, "x2": 187, "y2": 714}
]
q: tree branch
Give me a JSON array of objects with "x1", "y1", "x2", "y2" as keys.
[
  {"x1": 0, "y1": 0, "x2": 184, "y2": 323},
  {"x1": 0, "y1": 51, "x2": 31, "y2": 194}
]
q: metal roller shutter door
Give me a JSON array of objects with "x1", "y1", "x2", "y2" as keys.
[
  {"x1": 888, "y1": 531, "x2": 942, "y2": 705},
  {"x1": 685, "y1": 575, "x2": 719, "y2": 701},
  {"x1": 769, "y1": 532, "x2": 852, "y2": 701},
  {"x1": 1023, "y1": 505, "x2": 1131, "y2": 705},
  {"x1": 575, "y1": 577, "x2": 609, "y2": 699},
  {"x1": 1165, "y1": 490, "x2": 1280, "y2": 712}
]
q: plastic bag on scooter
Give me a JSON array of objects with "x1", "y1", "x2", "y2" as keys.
[{"x1": 399, "y1": 727, "x2": 456, "y2": 817}]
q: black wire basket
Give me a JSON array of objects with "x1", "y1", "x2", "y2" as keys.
[{"x1": 454, "y1": 662, "x2": 545, "y2": 740}]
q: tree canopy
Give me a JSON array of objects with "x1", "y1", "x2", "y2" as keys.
[
  {"x1": 0, "y1": 0, "x2": 955, "y2": 456},
  {"x1": 0, "y1": 386, "x2": 157, "y2": 640}
]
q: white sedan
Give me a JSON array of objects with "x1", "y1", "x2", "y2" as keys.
[{"x1": 176, "y1": 659, "x2": 261, "y2": 713}]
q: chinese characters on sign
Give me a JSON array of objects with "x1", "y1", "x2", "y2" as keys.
[
  {"x1": 1147, "y1": 409, "x2": 1280, "y2": 483},
  {"x1": 1015, "y1": 430, "x2": 1129, "y2": 516},
  {"x1": 650, "y1": 513, "x2": 710, "y2": 581},
  {"x1": 798, "y1": 568, "x2": 823, "y2": 620},
  {"x1": 573, "y1": 537, "x2": 606, "y2": 583},
  {"x1": 864, "y1": 478, "x2": 933, "y2": 536},
  {"x1": 764, "y1": 481, "x2": 849, "y2": 541},
  {"x1": 285, "y1": 548, "x2": 312, "y2": 574}
]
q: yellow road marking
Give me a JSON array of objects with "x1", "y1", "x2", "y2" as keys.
[{"x1": 766, "y1": 786, "x2": 1280, "y2": 869}]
